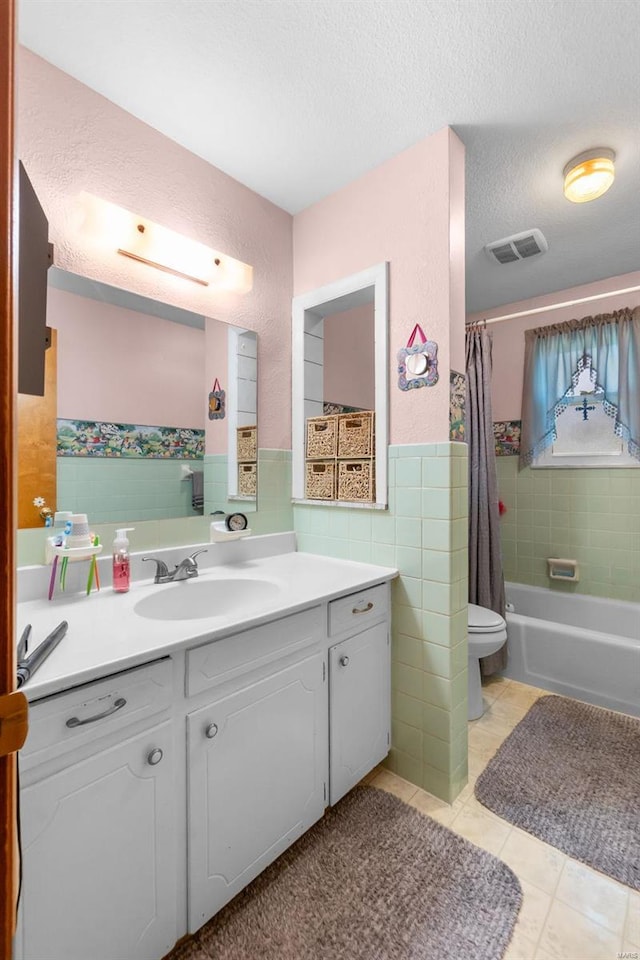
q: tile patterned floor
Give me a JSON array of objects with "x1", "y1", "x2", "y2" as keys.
[{"x1": 366, "y1": 678, "x2": 640, "y2": 960}]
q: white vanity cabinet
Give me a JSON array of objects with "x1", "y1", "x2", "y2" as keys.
[
  {"x1": 15, "y1": 570, "x2": 393, "y2": 959},
  {"x1": 17, "y1": 660, "x2": 176, "y2": 960},
  {"x1": 327, "y1": 585, "x2": 391, "y2": 804},
  {"x1": 184, "y1": 605, "x2": 328, "y2": 930}
]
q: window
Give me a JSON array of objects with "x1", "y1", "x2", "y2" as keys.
[
  {"x1": 533, "y1": 354, "x2": 638, "y2": 467},
  {"x1": 520, "y1": 308, "x2": 640, "y2": 470}
]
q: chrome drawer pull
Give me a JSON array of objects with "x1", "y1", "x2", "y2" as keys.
[
  {"x1": 147, "y1": 748, "x2": 163, "y2": 766},
  {"x1": 352, "y1": 601, "x2": 374, "y2": 615},
  {"x1": 339, "y1": 655, "x2": 350, "y2": 667},
  {"x1": 205, "y1": 723, "x2": 219, "y2": 739},
  {"x1": 66, "y1": 697, "x2": 127, "y2": 728}
]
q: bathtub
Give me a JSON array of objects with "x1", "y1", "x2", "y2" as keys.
[{"x1": 503, "y1": 582, "x2": 640, "y2": 718}]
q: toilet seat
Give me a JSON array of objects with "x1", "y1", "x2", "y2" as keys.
[{"x1": 468, "y1": 603, "x2": 506, "y2": 634}]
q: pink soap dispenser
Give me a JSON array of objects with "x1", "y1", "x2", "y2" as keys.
[{"x1": 112, "y1": 528, "x2": 135, "y2": 593}]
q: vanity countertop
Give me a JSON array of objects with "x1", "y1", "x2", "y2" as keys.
[{"x1": 16, "y1": 550, "x2": 398, "y2": 702}]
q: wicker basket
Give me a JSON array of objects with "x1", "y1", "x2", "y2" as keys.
[
  {"x1": 238, "y1": 462, "x2": 257, "y2": 497},
  {"x1": 237, "y1": 425, "x2": 257, "y2": 462},
  {"x1": 337, "y1": 411, "x2": 374, "y2": 459},
  {"x1": 305, "y1": 460, "x2": 336, "y2": 500},
  {"x1": 306, "y1": 415, "x2": 338, "y2": 459},
  {"x1": 337, "y1": 459, "x2": 375, "y2": 502}
]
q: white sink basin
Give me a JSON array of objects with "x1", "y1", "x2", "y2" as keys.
[{"x1": 133, "y1": 578, "x2": 280, "y2": 621}]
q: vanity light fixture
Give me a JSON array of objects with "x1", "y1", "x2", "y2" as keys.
[
  {"x1": 76, "y1": 193, "x2": 253, "y2": 292},
  {"x1": 563, "y1": 148, "x2": 616, "y2": 204}
]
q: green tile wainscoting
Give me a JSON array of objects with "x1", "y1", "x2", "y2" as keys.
[
  {"x1": 57, "y1": 456, "x2": 204, "y2": 524},
  {"x1": 496, "y1": 458, "x2": 640, "y2": 603},
  {"x1": 293, "y1": 441, "x2": 469, "y2": 804},
  {"x1": 17, "y1": 450, "x2": 294, "y2": 567}
]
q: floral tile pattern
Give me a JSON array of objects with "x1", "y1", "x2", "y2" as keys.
[
  {"x1": 449, "y1": 370, "x2": 466, "y2": 442},
  {"x1": 57, "y1": 419, "x2": 205, "y2": 459},
  {"x1": 494, "y1": 420, "x2": 522, "y2": 457},
  {"x1": 323, "y1": 401, "x2": 366, "y2": 415}
]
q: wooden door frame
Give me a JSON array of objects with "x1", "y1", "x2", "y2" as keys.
[{"x1": 1, "y1": 2, "x2": 23, "y2": 957}]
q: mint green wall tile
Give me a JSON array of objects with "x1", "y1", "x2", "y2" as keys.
[
  {"x1": 423, "y1": 732, "x2": 451, "y2": 774},
  {"x1": 422, "y1": 458, "x2": 451, "y2": 488},
  {"x1": 348, "y1": 540, "x2": 373, "y2": 563},
  {"x1": 423, "y1": 702, "x2": 452, "y2": 742},
  {"x1": 422, "y1": 611, "x2": 454, "y2": 647},
  {"x1": 396, "y1": 458, "x2": 422, "y2": 487},
  {"x1": 371, "y1": 541, "x2": 397, "y2": 566},
  {"x1": 421, "y1": 488, "x2": 451, "y2": 519},
  {"x1": 394, "y1": 604, "x2": 423, "y2": 639},
  {"x1": 396, "y1": 545, "x2": 422, "y2": 578},
  {"x1": 451, "y1": 670, "x2": 467, "y2": 709},
  {"x1": 392, "y1": 720, "x2": 423, "y2": 760},
  {"x1": 396, "y1": 517, "x2": 421, "y2": 548},
  {"x1": 422, "y1": 579, "x2": 453, "y2": 615},
  {"x1": 422, "y1": 673, "x2": 452, "y2": 710},
  {"x1": 394, "y1": 576, "x2": 423, "y2": 608},
  {"x1": 422, "y1": 641, "x2": 451, "y2": 678},
  {"x1": 392, "y1": 749, "x2": 424, "y2": 787},
  {"x1": 422, "y1": 549, "x2": 452, "y2": 583},
  {"x1": 371, "y1": 512, "x2": 396, "y2": 543},
  {"x1": 395, "y1": 487, "x2": 421, "y2": 517},
  {"x1": 421, "y1": 519, "x2": 451, "y2": 551},
  {"x1": 394, "y1": 691, "x2": 423, "y2": 729},
  {"x1": 392, "y1": 662, "x2": 423, "y2": 700},
  {"x1": 422, "y1": 764, "x2": 453, "y2": 802}
]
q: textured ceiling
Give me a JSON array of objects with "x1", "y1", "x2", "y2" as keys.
[{"x1": 18, "y1": 0, "x2": 640, "y2": 312}]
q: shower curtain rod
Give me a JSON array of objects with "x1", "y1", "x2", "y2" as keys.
[{"x1": 469, "y1": 284, "x2": 640, "y2": 327}]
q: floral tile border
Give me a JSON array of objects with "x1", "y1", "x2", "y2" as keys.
[
  {"x1": 449, "y1": 370, "x2": 466, "y2": 442},
  {"x1": 323, "y1": 401, "x2": 366, "y2": 415},
  {"x1": 57, "y1": 419, "x2": 205, "y2": 459},
  {"x1": 494, "y1": 420, "x2": 521, "y2": 456}
]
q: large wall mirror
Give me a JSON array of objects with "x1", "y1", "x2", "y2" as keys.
[
  {"x1": 292, "y1": 262, "x2": 388, "y2": 507},
  {"x1": 17, "y1": 268, "x2": 258, "y2": 529}
]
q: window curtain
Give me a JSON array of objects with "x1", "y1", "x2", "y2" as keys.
[
  {"x1": 520, "y1": 307, "x2": 640, "y2": 469},
  {"x1": 466, "y1": 325, "x2": 506, "y2": 676}
]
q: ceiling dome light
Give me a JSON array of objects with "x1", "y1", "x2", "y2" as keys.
[{"x1": 563, "y1": 148, "x2": 616, "y2": 203}]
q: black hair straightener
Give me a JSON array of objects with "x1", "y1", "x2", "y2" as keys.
[{"x1": 16, "y1": 621, "x2": 68, "y2": 688}]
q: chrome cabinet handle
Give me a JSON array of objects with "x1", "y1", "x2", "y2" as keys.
[
  {"x1": 205, "y1": 723, "x2": 218, "y2": 739},
  {"x1": 352, "y1": 601, "x2": 374, "y2": 615},
  {"x1": 147, "y1": 748, "x2": 163, "y2": 766},
  {"x1": 339, "y1": 655, "x2": 350, "y2": 667},
  {"x1": 66, "y1": 697, "x2": 127, "y2": 728}
]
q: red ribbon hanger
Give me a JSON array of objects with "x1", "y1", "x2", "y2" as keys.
[{"x1": 212, "y1": 378, "x2": 221, "y2": 392}]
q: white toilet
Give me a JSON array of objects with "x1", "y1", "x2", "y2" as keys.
[{"x1": 467, "y1": 603, "x2": 507, "y2": 720}]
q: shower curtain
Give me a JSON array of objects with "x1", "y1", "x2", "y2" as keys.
[{"x1": 466, "y1": 324, "x2": 506, "y2": 675}]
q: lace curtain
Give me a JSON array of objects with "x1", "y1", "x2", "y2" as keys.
[{"x1": 519, "y1": 307, "x2": 640, "y2": 469}]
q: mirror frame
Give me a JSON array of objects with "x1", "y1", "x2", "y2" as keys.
[{"x1": 291, "y1": 261, "x2": 389, "y2": 507}]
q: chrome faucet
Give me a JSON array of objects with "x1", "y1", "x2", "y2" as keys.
[{"x1": 142, "y1": 549, "x2": 208, "y2": 584}]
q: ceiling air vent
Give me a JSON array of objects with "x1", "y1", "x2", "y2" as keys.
[{"x1": 485, "y1": 228, "x2": 548, "y2": 265}]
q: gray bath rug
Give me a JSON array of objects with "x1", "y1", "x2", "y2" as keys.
[
  {"x1": 475, "y1": 694, "x2": 640, "y2": 890},
  {"x1": 166, "y1": 785, "x2": 522, "y2": 960}
]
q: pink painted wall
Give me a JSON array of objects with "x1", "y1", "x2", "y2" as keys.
[
  {"x1": 467, "y1": 270, "x2": 640, "y2": 420},
  {"x1": 17, "y1": 48, "x2": 293, "y2": 449},
  {"x1": 323, "y1": 303, "x2": 375, "y2": 410},
  {"x1": 293, "y1": 127, "x2": 465, "y2": 445},
  {"x1": 49, "y1": 285, "x2": 205, "y2": 426}
]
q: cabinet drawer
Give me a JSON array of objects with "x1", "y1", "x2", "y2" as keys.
[
  {"x1": 186, "y1": 606, "x2": 323, "y2": 698},
  {"x1": 328, "y1": 583, "x2": 388, "y2": 636},
  {"x1": 21, "y1": 659, "x2": 173, "y2": 771}
]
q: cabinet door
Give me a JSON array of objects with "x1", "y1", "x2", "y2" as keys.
[
  {"x1": 187, "y1": 652, "x2": 327, "y2": 930},
  {"x1": 329, "y1": 621, "x2": 390, "y2": 804},
  {"x1": 19, "y1": 722, "x2": 176, "y2": 960}
]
